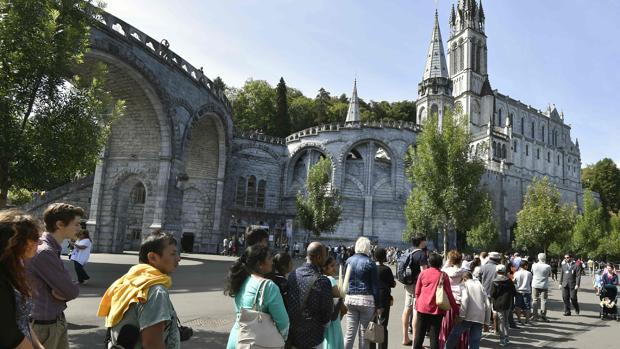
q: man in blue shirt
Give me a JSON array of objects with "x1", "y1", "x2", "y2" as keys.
[{"x1": 287, "y1": 242, "x2": 334, "y2": 349}]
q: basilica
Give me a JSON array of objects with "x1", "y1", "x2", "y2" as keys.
[{"x1": 23, "y1": 0, "x2": 582, "y2": 253}]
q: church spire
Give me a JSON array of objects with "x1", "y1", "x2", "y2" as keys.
[
  {"x1": 423, "y1": 10, "x2": 449, "y2": 80},
  {"x1": 345, "y1": 79, "x2": 360, "y2": 122}
]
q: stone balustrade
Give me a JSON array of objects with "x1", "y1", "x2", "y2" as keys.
[{"x1": 285, "y1": 120, "x2": 420, "y2": 143}]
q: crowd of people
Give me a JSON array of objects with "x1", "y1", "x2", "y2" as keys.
[{"x1": 2, "y1": 202, "x2": 619, "y2": 349}]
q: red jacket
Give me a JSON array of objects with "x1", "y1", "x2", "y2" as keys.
[{"x1": 415, "y1": 267, "x2": 458, "y2": 315}]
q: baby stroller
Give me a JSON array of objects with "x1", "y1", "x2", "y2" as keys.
[{"x1": 599, "y1": 284, "x2": 618, "y2": 320}]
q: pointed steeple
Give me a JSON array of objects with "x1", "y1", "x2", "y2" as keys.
[
  {"x1": 423, "y1": 10, "x2": 449, "y2": 80},
  {"x1": 479, "y1": 0, "x2": 485, "y2": 20},
  {"x1": 345, "y1": 79, "x2": 360, "y2": 122}
]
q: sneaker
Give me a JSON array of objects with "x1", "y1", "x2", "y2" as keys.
[
  {"x1": 563, "y1": 312, "x2": 571, "y2": 316},
  {"x1": 541, "y1": 316, "x2": 550, "y2": 323},
  {"x1": 575, "y1": 309, "x2": 580, "y2": 315},
  {"x1": 499, "y1": 340, "x2": 508, "y2": 347}
]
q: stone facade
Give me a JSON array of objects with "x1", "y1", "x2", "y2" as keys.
[{"x1": 24, "y1": 2, "x2": 583, "y2": 252}]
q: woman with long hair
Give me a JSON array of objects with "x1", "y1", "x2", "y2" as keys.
[
  {"x1": 0, "y1": 209, "x2": 44, "y2": 349},
  {"x1": 224, "y1": 244, "x2": 289, "y2": 349},
  {"x1": 70, "y1": 229, "x2": 92, "y2": 284}
]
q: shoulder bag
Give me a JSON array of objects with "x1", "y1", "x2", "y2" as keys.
[
  {"x1": 435, "y1": 272, "x2": 452, "y2": 311},
  {"x1": 237, "y1": 279, "x2": 285, "y2": 349}
]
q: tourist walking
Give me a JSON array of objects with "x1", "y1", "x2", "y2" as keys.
[
  {"x1": 480, "y1": 252, "x2": 501, "y2": 299},
  {"x1": 444, "y1": 271, "x2": 491, "y2": 349},
  {"x1": 0, "y1": 210, "x2": 45, "y2": 349},
  {"x1": 369, "y1": 247, "x2": 395, "y2": 349},
  {"x1": 70, "y1": 229, "x2": 92, "y2": 285},
  {"x1": 222, "y1": 244, "x2": 289, "y2": 349},
  {"x1": 559, "y1": 254, "x2": 581, "y2": 316},
  {"x1": 323, "y1": 256, "x2": 345, "y2": 349},
  {"x1": 491, "y1": 264, "x2": 516, "y2": 347},
  {"x1": 343, "y1": 237, "x2": 380, "y2": 349},
  {"x1": 513, "y1": 260, "x2": 533, "y2": 325},
  {"x1": 27, "y1": 203, "x2": 83, "y2": 349},
  {"x1": 413, "y1": 253, "x2": 457, "y2": 349},
  {"x1": 439, "y1": 250, "x2": 467, "y2": 349},
  {"x1": 398, "y1": 236, "x2": 428, "y2": 346},
  {"x1": 531, "y1": 253, "x2": 551, "y2": 322},
  {"x1": 287, "y1": 242, "x2": 333, "y2": 349},
  {"x1": 551, "y1": 258, "x2": 559, "y2": 281}
]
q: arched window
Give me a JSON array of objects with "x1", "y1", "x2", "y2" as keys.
[
  {"x1": 502, "y1": 144, "x2": 507, "y2": 159},
  {"x1": 513, "y1": 140, "x2": 518, "y2": 153},
  {"x1": 498, "y1": 109, "x2": 503, "y2": 127},
  {"x1": 347, "y1": 149, "x2": 363, "y2": 160},
  {"x1": 131, "y1": 183, "x2": 146, "y2": 204},
  {"x1": 531, "y1": 122, "x2": 535, "y2": 138},
  {"x1": 452, "y1": 44, "x2": 458, "y2": 74},
  {"x1": 459, "y1": 43, "x2": 465, "y2": 71},
  {"x1": 257, "y1": 180, "x2": 266, "y2": 208},
  {"x1": 246, "y1": 176, "x2": 256, "y2": 207},
  {"x1": 431, "y1": 104, "x2": 439, "y2": 117},
  {"x1": 542, "y1": 126, "x2": 545, "y2": 142},
  {"x1": 536, "y1": 148, "x2": 540, "y2": 160},
  {"x1": 235, "y1": 177, "x2": 246, "y2": 206},
  {"x1": 476, "y1": 44, "x2": 482, "y2": 72},
  {"x1": 547, "y1": 151, "x2": 551, "y2": 162},
  {"x1": 492, "y1": 141, "x2": 497, "y2": 157},
  {"x1": 557, "y1": 155, "x2": 560, "y2": 165},
  {"x1": 526, "y1": 144, "x2": 529, "y2": 156},
  {"x1": 520, "y1": 117, "x2": 524, "y2": 134}
]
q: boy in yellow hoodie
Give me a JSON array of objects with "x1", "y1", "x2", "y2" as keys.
[{"x1": 98, "y1": 231, "x2": 181, "y2": 349}]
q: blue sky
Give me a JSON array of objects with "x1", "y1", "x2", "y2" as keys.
[{"x1": 103, "y1": 0, "x2": 620, "y2": 167}]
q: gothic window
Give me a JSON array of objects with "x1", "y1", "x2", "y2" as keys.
[
  {"x1": 431, "y1": 104, "x2": 439, "y2": 117},
  {"x1": 520, "y1": 117, "x2": 524, "y2": 134},
  {"x1": 130, "y1": 183, "x2": 146, "y2": 204},
  {"x1": 537, "y1": 148, "x2": 540, "y2": 160},
  {"x1": 513, "y1": 140, "x2": 518, "y2": 153},
  {"x1": 508, "y1": 113, "x2": 513, "y2": 127},
  {"x1": 235, "y1": 177, "x2": 246, "y2": 206},
  {"x1": 526, "y1": 144, "x2": 529, "y2": 156},
  {"x1": 498, "y1": 109, "x2": 503, "y2": 127},
  {"x1": 492, "y1": 142, "x2": 497, "y2": 157},
  {"x1": 246, "y1": 176, "x2": 257, "y2": 207},
  {"x1": 502, "y1": 144, "x2": 507, "y2": 159},
  {"x1": 347, "y1": 149, "x2": 363, "y2": 160},
  {"x1": 257, "y1": 180, "x2": 266, "y2": 208},
  {"x1": 476, "y1": 45, "x2": 482, "y2": 73},
  {"x1": 459, "y1": 43, "x2": 464, "y2": 71},
  {"x1": 557, "y1": 155, "x2": 560, "y2": 165},
  {"x1": 451, "y1": 44, "x2": 458, "y2": 74},
  {"x1": 470, "y1": 41, "x2": 476, "y2": 72},
  {"x1": 542, "y1": 126, "x2": 545, "y2": 142},
  {"x1": 531, "y1": 122, "x2": 535, "y2": 138},
  {"x1": 417, "y1": 107, "x2": 427, "y2": 125},
  {"x1": 547, "y1": 151, "x2": 551, "y2": 162}
]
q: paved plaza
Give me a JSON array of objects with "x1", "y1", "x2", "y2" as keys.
[{"x1": 64, "y1": 253, "x2": 617, "y2": 349}]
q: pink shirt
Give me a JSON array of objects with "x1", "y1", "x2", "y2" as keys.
[{"x1": 415, "y1": 267, "x2": 458, "y2": 315}]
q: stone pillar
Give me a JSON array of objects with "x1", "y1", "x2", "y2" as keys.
[
  {"x1": 87, "y1": 150, "x2": 106, "y2": 252},
  {"x1": 150, "y1": 157, "x2": 171, "y2": 230},
  {"x1": 363, "y1": 195, "x2": 373, "y2": 236}
]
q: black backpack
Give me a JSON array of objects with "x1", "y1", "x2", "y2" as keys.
[{"x1": 397, "y1": 249, "x2": 422, "y2": 285}]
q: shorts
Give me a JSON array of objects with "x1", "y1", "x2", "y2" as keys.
[
  {"x1": 404, "y1": 284, "x2": 416, "y2": 309},
  {"x1": 515, "y1": 292, "x2": 532, "y2": 310}
]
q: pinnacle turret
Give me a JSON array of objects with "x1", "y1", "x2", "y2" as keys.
[
  {"x1": 423, "y1": 10, "x2": 449, "y2": 80},
  {"x1": 345, "y1": 79, "x2": 361, "y2": 122}
]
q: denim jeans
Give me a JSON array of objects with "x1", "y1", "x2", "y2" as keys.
[
  {"x1": 443, "y1": 320, "x2": 483, "y2": 349},
  {"x1": 344, "y1": 303, "x2": 375, "y2": 349},
  {"x1": 495, "y1": 310, "x2": 510, "y2": 341}
]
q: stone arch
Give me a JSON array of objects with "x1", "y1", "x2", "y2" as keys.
[
  {"x1": 340, "y1": 139, "x2": 396, "y2": 197},
  {"x1": 430, "y1": 104, "x2": 439, "y2": 118},
  {"x1": 286, "y1": 146, "x2": 330, "y2": 194},
  {"x1": 110, "y1": 174, "x2": 152, "y2": 252},
  {"x1": 417, "y1": 106, "x2": 426, "y2": 125},
  {"x1": 181, "y1": 186, "x2": 209, "y2": 252}
]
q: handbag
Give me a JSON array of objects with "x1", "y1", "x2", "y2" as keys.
[
  {"x1": 435, "y1": 272, "x2": 452, "y2": 311},
  {"x1": 365, "y1": 315, "x2": 385, "y2": 344},
  {"x1": 237, "y1": 279, "x2": 285, "y2": 349}
]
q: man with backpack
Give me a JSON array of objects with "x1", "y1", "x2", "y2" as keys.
[{"x1": 397, "y1": 236, "x2": 428, "y2": 346}]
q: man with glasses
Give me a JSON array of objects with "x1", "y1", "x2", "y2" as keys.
[{"x1": 559, "y1": 254, "x2": 581, "y2": 316}]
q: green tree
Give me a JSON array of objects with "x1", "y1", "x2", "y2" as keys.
[
  {"x1": 212, "y1": 76, "x2": 227, "y2": 93},
  {"x1": 296, "y1": 157, "x2": 342, "y2": 236},
  {"x1": 231, "y1": 79, "x2": 275, "y2": 133},
  {"x1": 515, "y1": 177, "x2": 576, "y2": 254},
  {"x1": 404, "y1": 109, "x2": 490, "y2": 256},
  {"x1": 581, "y1": 158, "x2": 620, "y2": 213},
  {"x1": 289, "y1": 95, "x2": 315, "y2": 132},
  {"x1": 314, "y1": 88, "x2": 332, "y2": 125},
  {"x1": 273, "y1": 77, "x2": 291, "y2": 137},
  {"x1": 466, "y1": 194, "x2": 499, "y2": 251},
  {"x1": 0, "y1": 0, "x2": 119, "y2": 207},
  {"x1": 572, "y1": 190, "x2": 609, "y2": 258}
]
